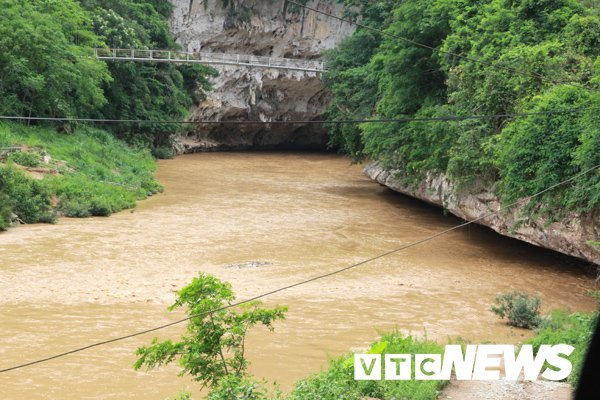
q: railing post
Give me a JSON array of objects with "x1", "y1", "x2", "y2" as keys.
[{"x1": 131, "y1": 48, "x2": 134, "y2": 59}]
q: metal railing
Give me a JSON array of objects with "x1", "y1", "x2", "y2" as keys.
[{"x1": 93, "y1": 48, "x2": 326, "y2": 73}]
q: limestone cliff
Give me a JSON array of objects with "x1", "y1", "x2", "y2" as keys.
[
  {"x1": 365, "y1": 162, "x2": 600, "y2": 265},
  {"x1": 169, "y1": 0, "x2": 355, "y2": 151}
]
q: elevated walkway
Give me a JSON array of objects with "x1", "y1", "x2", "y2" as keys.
[{"x1": 94, "y1": 48, "x2": 326, "y2": 73}]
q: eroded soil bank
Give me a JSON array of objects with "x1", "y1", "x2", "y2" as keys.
[{"x1": 0, "y1": 153, "x2": 596, "y2": 399}]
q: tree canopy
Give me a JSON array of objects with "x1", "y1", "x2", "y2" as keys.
[
  {"x1": 0, "y1": 0, "x2": 217, "y2": 147},
  {"x1": 327, "y1": 0, "x2": 599, "y2": 215}
]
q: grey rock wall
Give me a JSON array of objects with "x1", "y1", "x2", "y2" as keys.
[
  {"x1": 169, "y1": 0, "x2": 355, "y2": 151},
  {"x1": 365, "y1": 162, "x2": 600, "y2": 265}
]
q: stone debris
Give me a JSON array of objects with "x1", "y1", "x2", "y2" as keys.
[{"x1": 225, "y1": 261, "x2": 272, "y2": 269}]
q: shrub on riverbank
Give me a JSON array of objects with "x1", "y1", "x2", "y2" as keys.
[
  {"x1": 0, "y1": 122, "x2": 162, "y2": 225},
  {"x1": 490, "y1": 290, "x2": 542, "y2": 329},
  {"x1": 0, "y1": 163, "x2": 55, "y2": 228},
  {"x1": 289, "y1": 331, "x2": 447, "y2": 400}
]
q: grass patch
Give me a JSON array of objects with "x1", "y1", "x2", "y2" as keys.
[
  {"x1": 289, "y1": 331, "x2": 448, "y2": 400},
  {"x1": 7, "y1": 151, "x2": 42, "y2": 167},
  {"x1": 0, "y1": 122, "x2": 162, "y2": 226},
  {"x1": 527, "y1": 309, "x2": 598, "y2": 387}
]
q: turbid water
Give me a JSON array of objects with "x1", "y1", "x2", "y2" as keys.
[{"x1": 0, "y1": 153, "x2": 596, "y2": 399}]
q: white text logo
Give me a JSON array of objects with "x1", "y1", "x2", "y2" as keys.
[{"x1": 354, "y1": 344, "x2": 574, "y2": 381}]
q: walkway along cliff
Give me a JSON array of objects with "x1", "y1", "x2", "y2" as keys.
[{"x1": 169, "y1": 0, "x2": 354, "y2": 151}]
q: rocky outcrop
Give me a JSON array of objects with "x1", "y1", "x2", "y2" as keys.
[
  {"x1": 169, "y1": 0, "x2": 355, "y2": 151},
  {"x1": 365, "y1": 162, "x2": 600, "y2": 265}
]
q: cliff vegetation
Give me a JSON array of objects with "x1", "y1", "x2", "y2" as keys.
[{"x1": 326, "y1": 0, "x2": 599, "y2": 218}]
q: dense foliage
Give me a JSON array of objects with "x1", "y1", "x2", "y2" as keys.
[
  {"x1": 0, "y1": 0, "x2": 110, "y2": 120},
  {"x1": 327, "y1": 0, "x2": 600, "y2": 215},
  {"x1": 0, "y1": 0, "x2": 216, "y2": 148},
  {"x1": 0, "y1": 0, "x2": 218, "y2": 228},
  {"x1": 0, "y1": 163, "x2": 55, "y2": 227}
]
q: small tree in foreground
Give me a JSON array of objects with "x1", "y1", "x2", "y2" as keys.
[
  {"x1": 490, "y1": 290, "x2": 541, "y2": 329},
  {"x1": 134, "y1": 273, "x2": 287, "y2": 394}
]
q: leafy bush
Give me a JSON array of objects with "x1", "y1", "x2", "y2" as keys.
[
  {"x1": 48, "y1": 175, "x2": 137, "y2": 217},
  {"x1": 527, "y1": 310, "x2": 598, "y2": 386},
  {"x1": 0, "y1": 163, "x2": 55, "y2": 224},
  {"x1": 490, "y1": 291, "x2": 541, "y2": 329},
  {"x1": 151, "y1": 146, "x2": 174, "y2": 160},
  {"x1": 495, "y1": 86, "x2": 599, "y2": 215},
  {"x1": 8, "y1": 151, "x2": 41, "y2": 168},
  {"x1": 289, "y1": 331, "x2": 447, "y2": 400},
  {"x1": 0, "y1": 191, "x2": 14, "y2": 230}
]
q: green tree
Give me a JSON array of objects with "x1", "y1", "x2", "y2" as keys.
[
  {"x1": 81, "y1": 0, "x2": 217, "y2": 147},
  {"x1": 0, "y1": 0, "x2": 110, "y2": 119},
  {"x1": 134, "y1": 273, "x2": 287, "y2": 392}
]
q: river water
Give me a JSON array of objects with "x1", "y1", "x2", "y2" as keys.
[{"x1": 0, "y1": 153, "x2": 596, "y2": 399}]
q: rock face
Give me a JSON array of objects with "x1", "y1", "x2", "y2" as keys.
[
  {"x1": 169, "y1": 0, "x2": 355, "y2": 151},
  {"x1": 364, "y1": 162, "x2": 600, "y2": 265}
]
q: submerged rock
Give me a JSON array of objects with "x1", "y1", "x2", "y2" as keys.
[{"x1": 225, "y1": 261, "x2": 272, "y2": 269}]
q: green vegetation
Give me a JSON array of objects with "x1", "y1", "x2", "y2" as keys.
[
  {"x1": 0, "y1": 0, "x2": 216, "y2": 148},
  {"x1": 0, "y1": 163, "x2": 55, "y2": 226},
  {"x1": 7, "y1": 151, "x2": 42, "y2": 168},
  {"x1": 528, "y1": 309, "x2": 598, "y2": 386},
  {"x1": 0, "y1": 122, "x2": 161, "y2": 228},
  {"x1": 327, "y1": 0, "x2": 600, "y2": 216},
  {"x1": 134, "y1": 273, "x2": 287, "y2": 394},
  {"x1": 490, "y1": 290, "x2": 599, "y2": 386},
  {"x1": 490, "y1": 290, "x2": 542, "y2": 329},
  {"x1": 134, "y1": 275, "x2": 446, "y2": 400},
  {"x1": 289, "y1": 332, "x2": 447, "y2": 400},
  {"x1": 0, "y1": 0, "x2": 218, "y2": 229}
]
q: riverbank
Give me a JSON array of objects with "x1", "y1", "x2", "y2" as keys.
[
  {"x1": 364, "y1": 162, "x2": 600, "y2": 266},
  {"x1": 0, "y1": 122, "x2": 162, "y2": 230}
]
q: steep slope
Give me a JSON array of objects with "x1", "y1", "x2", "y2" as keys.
[{"x1": 169, "y1": 0, "x2": 355, "y2": 151}]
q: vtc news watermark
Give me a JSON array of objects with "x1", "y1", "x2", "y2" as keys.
[{"x1": 354, "y1": 344, "x2": 574, "y2": 381}]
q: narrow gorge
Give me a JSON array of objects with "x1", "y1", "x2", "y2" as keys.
[{"x1": 168, "y1": 0, "x2": 598, "y2": 265}]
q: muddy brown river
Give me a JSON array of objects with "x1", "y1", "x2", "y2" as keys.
[{"x1": 0, "y1": 153, "x2": 596, "y2": 399}]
